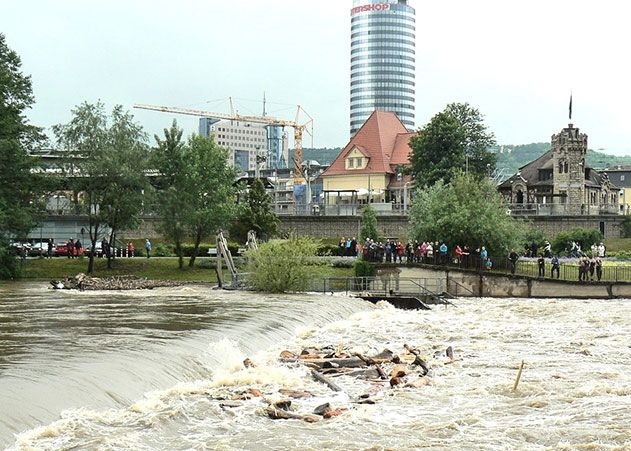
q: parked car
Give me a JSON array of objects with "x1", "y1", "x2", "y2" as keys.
[
  {"x1": 84, "y1": 242, "x2": 103, "y2": 257},
  {"x1": 9, "y1": 242, "x2": 31, "y2": 257},
  {"x1": 54, "y1": 245, "x2": 69, "y2": 257},
  {"x1": 30, "y1": 242, "x2": 53, "y2": 257}
]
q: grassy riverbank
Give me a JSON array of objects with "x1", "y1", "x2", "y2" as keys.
[{"x1": 18, "y1": 257, "x2": 354, "y2": 282}]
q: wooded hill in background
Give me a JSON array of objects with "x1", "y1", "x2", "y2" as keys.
[
  {"x1": 292, "y1": 145, "x2": 631, "y2": 179},
  {"x1": 492, "y1": 143, "x2": 631, "y2": 178}
]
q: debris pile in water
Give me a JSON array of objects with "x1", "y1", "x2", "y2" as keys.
[
  {"x1": 50, "y1": 273, "x2": 182, "y2": 291},
  {"x1": 216, "y1": 343, "x2": 456, "y2": 423}
]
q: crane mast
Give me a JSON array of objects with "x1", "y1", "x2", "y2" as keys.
[{"x1": 133, "y1": 103, "x2": 312, "y2": 183}]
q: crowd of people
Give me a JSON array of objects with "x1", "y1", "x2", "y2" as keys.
[
  {"x1": 340, "y1": 237, "x2": 493, "y2": 270},
  {"x1": 42, "y1": 238, "x2": 153, "y2": 259},
  {"x1": 339, "y1": 235, "x2": 613, "y2": 282}
]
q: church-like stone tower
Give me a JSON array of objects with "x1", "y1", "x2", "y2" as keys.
[{"x1": 551, "y1": 124, "x2": 587, "y2": 214}]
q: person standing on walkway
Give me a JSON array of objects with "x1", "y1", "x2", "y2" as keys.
[
  {"x1": 550, "y1": 255, "x2": 560, "y2": 279},
  {"x1": 508, "y1": 249, "x2": 519, "y2": 275},
  {"x1": 74, "y1": 239, "x2": 82, "y2": 257},
  {"x1": 480, "y1": 246, "x2": 488, "y2": 270},
  {"x1": 595, "y1": 257, "x2": 603, "y2": 281},
  {"x1": 127, "y1": 241, "x2": 135, "y2": 258},
  {"x1": 537, "y1": 254, "x2": 545, "y2": 278},
  {"x1": 47, "y1": 239, "x2": 54, "y2": 259},
  {"x1": 145, "y1": 239, "x2": 152, "y2": 258}
]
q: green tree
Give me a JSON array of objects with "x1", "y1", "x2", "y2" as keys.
[
  {"x1": 551, "y1": 227, "x2": 603, "y2": 256},
  {"x1": 410, "y1": 103, "x2": 496, "y2": 186},
  {"x1": 359, "y1": 204, "x2": 379, "y2": 242},
  {"x1": 230, "y1": 178, "x2": 279, "y2": 243},
  {"x1": 53, "y1": 102, "x2": 149, "y2": 273},
  {"x1": 186, "y1": 134, "x2": 238, "y2": 267},
  {"x1": 152, "y1": 120, "x2": 192, "y2": 269},
  {"x1": 0, "y1": 34, "x2": 45, "y2": 278},
  {"x1": 101, "y1": 107, "x2": 150, "y2": 269},
  {"x1": 409, "y1": 172, "x2": 525, "y2": 258},
  {"x1": 245, "y1": 236, "x2": 320, "y2": 292}
]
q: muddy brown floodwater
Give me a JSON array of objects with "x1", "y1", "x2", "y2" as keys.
[{"x1": 0, "y1": 283, "x2": 629, "y2": 450}]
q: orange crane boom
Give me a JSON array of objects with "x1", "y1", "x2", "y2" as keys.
[{"x1": 133, "y1": 103, "x2": 313, "y2": 183}]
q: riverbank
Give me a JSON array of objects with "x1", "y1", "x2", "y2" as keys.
[{"x1": 16, "y1": 257, "x2": 353, "y2": 283}]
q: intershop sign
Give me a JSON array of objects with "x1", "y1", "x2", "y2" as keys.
[{"x1": 351, "y1": 3, "x2": 391, "y2": 15}]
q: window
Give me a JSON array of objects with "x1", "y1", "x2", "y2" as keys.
[{"x1": 621, "y1": 175, "x2": 625, "y2": 181}]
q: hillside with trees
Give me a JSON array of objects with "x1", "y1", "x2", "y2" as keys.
[{"x1": 493, "y1": 143, "x2": 631, "y2": 178}]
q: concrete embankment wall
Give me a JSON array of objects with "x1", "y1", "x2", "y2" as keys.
[{"x1": 388, "y1": 265, "x2": 631, "y2": 299}]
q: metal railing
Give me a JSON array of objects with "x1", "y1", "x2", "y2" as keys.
[
  {"x1": 315, "y1": 276, "x2": 446, "y2": 297},
  {"x1": 507, "y1": 203, "x2": 622, "y2": 216},
  {"x1": 394, "y1": 256, "x2": 631, "y2": 284}
]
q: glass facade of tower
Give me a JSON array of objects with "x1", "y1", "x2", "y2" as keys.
[{"x1": 350, "y1": 0, "x2": 415, "y2": 135}]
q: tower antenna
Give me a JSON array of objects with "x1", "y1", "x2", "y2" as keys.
[{"x1": 263, "y1": 92, "x2": 267, "y2": 117}]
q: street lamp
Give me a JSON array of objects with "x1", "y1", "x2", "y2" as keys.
[{"x1": 302, "y1": 160, "x2": 321, "y2": 214}]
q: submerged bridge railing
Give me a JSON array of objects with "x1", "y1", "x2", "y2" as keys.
[{"x1": 314, "y1": 276, "x2": 446, "y2": 297}]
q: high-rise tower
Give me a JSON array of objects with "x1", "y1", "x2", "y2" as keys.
[{"x1": 350, "y1": 0, "x2": 416, "y2": 136}]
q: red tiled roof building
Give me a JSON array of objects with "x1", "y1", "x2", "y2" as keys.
[{"x1": 322, "y1": 111, "x2": 415, "y2": 214}]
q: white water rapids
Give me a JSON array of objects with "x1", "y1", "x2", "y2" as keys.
[{"x1": 1, "y1": 284, "x2": 629, "y2": 450}]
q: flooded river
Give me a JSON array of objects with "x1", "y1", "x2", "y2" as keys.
[{"x1": 0, "y1": 283, "x2": 629, "y2": 450}]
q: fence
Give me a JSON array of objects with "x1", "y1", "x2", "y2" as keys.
[
  {"x1": 312, "y1": 276, "x2": 446, "y2": 296},
  {"x1": 396, "y1": 255, "x2": 631, "y2": 283}
]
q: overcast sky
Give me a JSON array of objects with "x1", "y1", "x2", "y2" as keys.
[{"x1": 2, "y1": 0, "x2": 631, "y2": 153}]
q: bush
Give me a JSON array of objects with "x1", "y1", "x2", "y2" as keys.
[
  {"x1": 153, "y1": 243, "x2": 175, "y2": 257},
  {"x1": 354, "y1": 259, "x2": 376, "y2": 277},
  {"x1": 316, "y1": 243, "x2": 340, "y2": 256},
  {"x1": 606, "y1": 250, "x2": 631, "y2": 260},
  {"x1": 552, "y1": 227, "x2": 604, "y2": 255},
  {"x1": 523, "y1": 227, "x2": 547, "y2": 248},
  {"x1": 0, "y1": 242, "x2": 22, "y2": 279},
  {"x1": 622, "y1": 217, "x2": 631, "y2": 238},
  {"x1": 332, "y1": 258, "x2": 354, "y2": 268},
  {"x1": 244, "y1": 236, "x2": 320, "y2": 292}
]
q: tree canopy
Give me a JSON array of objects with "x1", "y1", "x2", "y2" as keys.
[
  {"x1": 230, "y1": 178, "x2": 279, "y2": 243},
  {"x1": 359, "y1": 204, "x2": 378, "y2": 242},
  {"x1": 409, "y1": 172, "x2": 525, "y2": 258},
  {"x1": 53, "y1": 101, "x2": 149, "y2": 273},
  {"x1": 152, "y1": 121, "x2": 238, "y2": 268},
  {"x1": 410, "y1": 103, "x2": 496, "y2": 187},
  {"x1": 0, "y1": 33, "x2": 44, "y2": 278}
]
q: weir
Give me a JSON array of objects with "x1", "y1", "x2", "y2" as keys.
[{"x1": 378, "y1": 263, "x2": 631, "y2": 299}]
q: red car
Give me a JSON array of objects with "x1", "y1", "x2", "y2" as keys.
[{"x1": 54, "y1": 244, "x2": 84, "y2": 257}]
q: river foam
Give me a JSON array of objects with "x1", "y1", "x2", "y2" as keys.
[{"x1": 2, "y1": 286, "x2": 630, "y2": 450}]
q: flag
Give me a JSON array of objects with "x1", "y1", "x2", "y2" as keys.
[{"x1": 569, "y1": 93, "x2": 573, "y2": 120}]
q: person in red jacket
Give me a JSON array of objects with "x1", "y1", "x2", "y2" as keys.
[
  {"x1": 127, "y1": 241, "x2": 135, "y2": 258},
  {"x1": 455, "y1": 244, "x2": 463, "y2": 266}
]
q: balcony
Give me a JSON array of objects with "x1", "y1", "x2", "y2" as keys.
[{"x1": 507, "y1": 203, "x2": 622, "y2": 216}]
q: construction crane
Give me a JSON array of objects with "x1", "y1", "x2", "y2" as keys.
[{"x1": 133, "y1": 102, "x2": 313, "y2": 183}]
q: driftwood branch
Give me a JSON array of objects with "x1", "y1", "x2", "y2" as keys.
[{"x1": 311, "y1": 369, "x2": 342, "y2": 392}]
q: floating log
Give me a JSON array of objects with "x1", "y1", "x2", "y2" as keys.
[
  {"x1": 323, "y1": 408, "x2": 347, "y2": 418},
  {"x1": 264, "y1": 407, "x2": 320, "y2": 423},
  {"x1": 272, "y1": 399, "x2": 292, "y2": 411},
  {"x1": 278, "y1": 389, "x2": 312, "y2": 399},
  {"x1": 243, "y1": 358, "x2": 255, "y2": 368},
  {"x1": 313, "y1": 402, "x2": 331, "y2": 416},
  {"x1": 405, "y1": 377, "x2": 432, "y2": 388},
  {"x1": 512, "y1": 360, "x2": 525, "y2": 392},
  {"x1": 311, "y1": 369, "x2": 343, "y2": 392},
  {"x1": 302, "y1": 357, "x2": 367, "y2": 369},
  {"x1": 389, "y1": 365, "x2": 407, "y2": 378}
]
